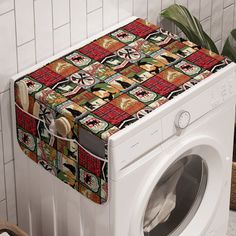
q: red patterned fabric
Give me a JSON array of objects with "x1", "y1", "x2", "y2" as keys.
[
  {"x1": 79, "y1": 147, "x2": 102, "y2": 177},
  {"x1": 186, "y1": 50, "x2": 219, "y2": 70},
  {"x1": 16, "y1": 106, "x2": 38, "y2": 136},
  {"x1": 123, "y1": 19, "x2": 156, "y2": 38},
  {"x1": 30, "y1": 67, "x2": 65, "y2": 87},
  {"x1": 93, "y1": 103, "x2": 130, "y2": 125},
  {"x1": 79, "y1": 43, "x2": 111, "y2": 61},
  {"x1": 142, "y1": 76, "x2": 178, "y2": 96}
]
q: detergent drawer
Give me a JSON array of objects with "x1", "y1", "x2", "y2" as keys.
[{"x1": 109, "y1": 117, "x2": 163, "y2": 179}]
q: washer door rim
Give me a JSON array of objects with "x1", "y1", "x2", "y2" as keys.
[{"x1": 129, "y1": 135, "x2": 226, "y2": 236}]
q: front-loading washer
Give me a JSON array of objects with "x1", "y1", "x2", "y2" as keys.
[
  {"x1": 108, "y1": 65, "x2": 236, "y2": 236},
  {"x1": 111, "y1": 103, "x2": 235, "y2": 236},
  {"x1": 10, "y1": 17, "x2": 236, "y2": 236}
]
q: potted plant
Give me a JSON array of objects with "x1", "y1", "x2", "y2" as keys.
[
  {"x1": 161, "y1": 4, "x2": 236, "y2": 211},
  {"x1": 161, "y1": 4, "x2": 236, "y2": 60}
]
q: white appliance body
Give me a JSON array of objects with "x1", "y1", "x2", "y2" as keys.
[{"x1": 11, "y1": 17, "x2": 236, "y2": 236}]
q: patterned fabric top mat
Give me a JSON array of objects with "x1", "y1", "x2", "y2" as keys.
[{"x1": 14, "y1": 18, "x2": 231, "y2": 204}]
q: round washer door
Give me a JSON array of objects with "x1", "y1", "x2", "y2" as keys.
[{"x1": 130, "y1": 138, "x2": 227, "y2": 236}]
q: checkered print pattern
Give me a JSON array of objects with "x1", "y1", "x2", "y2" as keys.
[
  {"x1": 123, "y1": 19, "x2": 156, "y2": 38},
  {"x1": 143, "y1": 76, "x2": 178, "y2": 97},
  {"x1": 79, "y1": 147, "x2": 102, "y2": 177},
  {"x1": 186, "y1": 50, "x2": 220, "y2": 70},
  {"x1": 14, "y1": 18, "x2": 231, "y2": 204},
  {"x1": 16, "y1": 106, "x2": 38, "y2": 136},
  {"x1": 79, "y1": 42, "x2": 111, "y2": 61},
  {"x1": 93, "y1": 103, "x2": 130, "y2": 125}
]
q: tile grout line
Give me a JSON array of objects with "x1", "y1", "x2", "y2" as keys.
[
  {"x1": 0, "y1": 9, "x2": 14, "y2": 17},
  {"x1": 209, "y1": 0, "x2": 213, "y2": 38},
  {"x1": 54, "y1": 22, "x2": 70, "y2": 31},
  {"x1": 221, "y1": 1, "x2": 226, "y2": 52},
  {"x1": 17, "y1": 38, "x2": 35, "y2": 48},
  {"x1": 101, "y1": 2, "x2": 104, "y2": 31},
  {"x1": 69, "y1": 0, "x2": 72, "y2": 47},
  {"x1": 86, "y1": 0, "x2": 89, "y2": 38},
  {"x1": 0, "y1": 114, "x2": 8, "y2": 221},
  {"x1": 102, "y1": 0, "x2": 104, "y2": 31},
  {"x1": 6, "y1": 0, "x2": 21, "y2": 221},
  {"x1": 87, "y1": 6, "x2": 103, "y2": 15},
  {"x1": 223, "y1": 2, "x2": 235, "y2": 10},
  {"x1": 51, "y1": 0, "x2": 55, "y2": 54},
  {"x1": 118, "y1": 0, "x2": 120, "y2": 22},
  {"x1": 199, "y1": 16, "x2": 211, "y2": 24},
  {"x1": 234, "y1": 0, "x2": 236, "y2": 28},
  {"x1": 0, "y1": 89, "x2": 10, "y2": 95},
  {"x1": 198, "y1": 0, "x2": 201, "y2": 21},
  {"x1": 32, "y1": 0, "x2": 37, "y2": 64},
  {"x1": 0, "y1": 198, "x2": 6, "y2": 204},
  {"x1": 4, "y1": 159, "x2": 15, "y2": 166},
  {"x1": 132, "y1": 0, "x2": 134, "y2": 16},
  {"x1": 13, "y1": 0, "x2": 19, "y2": 73},
  {"x1": 233, "y1": 0, "x2": 236, "y2": 29},
  {"x1": 33, "y1": 1, "x2": 37, "y2": 64},
  {"x1": 0, "y1": 93, "x2": 2, "y2": 132}
]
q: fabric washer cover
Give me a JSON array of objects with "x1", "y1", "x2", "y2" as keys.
[{"x1": 14, "y1": 18, "x2": 231, "y2": 204}]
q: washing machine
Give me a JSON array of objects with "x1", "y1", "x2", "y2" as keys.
[{"x1": 11, "y1": 17, "x2": 236, "y2": 236}]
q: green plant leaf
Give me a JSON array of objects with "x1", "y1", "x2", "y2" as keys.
[
  {"x1": 161, "y1": 4, "x2": 218, "y2": 54},
  {"x1": 222, "y1": 29, "x2": 236, "y2": 62}
]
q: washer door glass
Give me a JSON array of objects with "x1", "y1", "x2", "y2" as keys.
[{"x1": 143, "y1": 155, "x2": 208, "y2": 236}]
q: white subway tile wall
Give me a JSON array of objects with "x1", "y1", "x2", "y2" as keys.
[
  {"x1": 0, "y1": 0, "x2": 235, "y2": 224},
  {"x1": 54, "y1": 23, "x2": 71, "y2": 53},
  {"x1": 52, "y1": 0, "x2": 70, "y2": 29},
  {"x1": 103, "y1": 0, "x2": 119, "y2": 29},
  {"x1": 162, "y1": 0, "x2": 175, "y2": 11},
  {"x1": 134, "y1": 0, "x2": 148, "y2": 19},
  {"x1": 0, "y1": 134, "x2": 5, "y2": 202},
  {"x1": 0, "y1": 200, "x2": 7, "y2": 220},
  {"x1": 87, "y1": 0, "x2": 102, "y2": 13},
  {"x1": 200, "y1": 0, "x2": 212, "y2": 21},
  {"x1": 17, "y1": 40, "x2": 36, "y2": 71},
  {"x1": 70, "y1": 0, "x2": 87, "y2": 44},
  {"x1": 87, "y1": 8, "x2": 103, "y2": 37},
  {"x1": 188, "y1": 0, "x2": 200, "y2": 19},
  {"x1": 15, "y1": 0, "x2": 35, "y2": 46},
  {"x1": 222, "y1": 4, "x2": 235, "y2": 48},
  {"x1": 0, "y1": 0, "x2": 13, "y2": 15},
  {"x1": 148, "y1": 0, "x2": 162, "y2": 24},
  {"x1": 224, "y1": 0, "x2": 235, "y2": 8},
  {"x1": 1, "y1": 91, "x2": 14, "y2": 164},
  {"x1": 234, "y1": 3, "x2": 236, "y2": 27},
  {"x1": 5, "y1": 161, "x2": 17, "y2": 224},
  {"x1": 118, "y1": 0, "x2": 133, "y2": 21},
  {"x1": 34, "y1": 0, "x2": 54, "y2": 62},
  {"x1": 0, "y1": 10, "x2": 17, "y2": 92},
  {"x1": 211, "y1": 0, "x2": 224, "y2": 42}
]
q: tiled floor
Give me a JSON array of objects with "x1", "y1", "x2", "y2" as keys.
[{"x1": 228, "y1": 211, "x2": 236, "y2": 236}]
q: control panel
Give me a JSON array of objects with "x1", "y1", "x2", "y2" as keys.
[{"x1": 211, "y1": 76, "x2": 235, "y2": 109}]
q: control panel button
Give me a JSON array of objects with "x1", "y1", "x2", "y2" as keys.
[{"x1": 175, "y1": 110, "x2": 191, "y2": 129}]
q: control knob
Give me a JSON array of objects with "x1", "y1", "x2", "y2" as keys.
[{"x1": 175, "y1": 110, "x2": 191, "y2": 129}]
